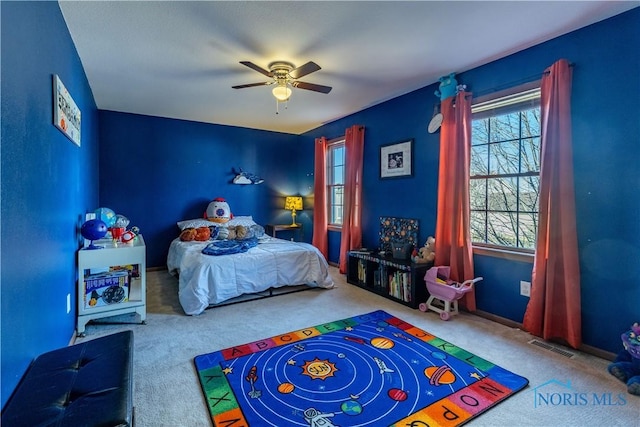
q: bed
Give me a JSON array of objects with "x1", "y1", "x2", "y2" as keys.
[{"x1": 167, "y1": 225, "x2": 334, "y2": 315}]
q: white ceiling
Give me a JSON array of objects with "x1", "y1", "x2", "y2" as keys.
[{"x1": 59, "y1": 1, "x2": 637, "y2": 135}]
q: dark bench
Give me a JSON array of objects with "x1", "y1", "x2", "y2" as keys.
[{"x1": 2, "y1": 330, "x2": 134, "y2": 426}]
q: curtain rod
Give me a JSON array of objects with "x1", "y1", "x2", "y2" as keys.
[{"x1": 471, "y1": 62, "x2": 574, "y2": 99}]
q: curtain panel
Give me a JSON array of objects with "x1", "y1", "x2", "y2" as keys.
[
  {"x1": 434, "y1": 91, "x2": 476, "y2": 311},
  {"x1": 312, "y1": 137, "x2": 328, "y2": 258},
  {"x1": 338, "y1": 125, "x2": 365, "y2": 274},
  {"x1": 523, "y1": 59, "x2": 582, "y2": 349}
]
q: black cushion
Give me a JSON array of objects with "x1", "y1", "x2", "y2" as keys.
[{"x1": 2, "y1": 330, "x2": 133, "y2": 427}]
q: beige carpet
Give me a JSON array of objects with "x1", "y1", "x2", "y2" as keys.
[{"x1": 76, "y1": 267, "x2": 639, "y2": 426}]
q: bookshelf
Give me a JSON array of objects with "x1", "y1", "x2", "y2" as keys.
[{"x1": 346, "y1": 251, "x2": 432, "y2": 309}]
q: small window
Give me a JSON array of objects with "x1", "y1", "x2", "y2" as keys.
[
  {"x1": 470, "y1": 87, "x2": 541, "y2": 251},
  {"x1": 327, "y1": 139, "x2": 345, "y2": 227}
]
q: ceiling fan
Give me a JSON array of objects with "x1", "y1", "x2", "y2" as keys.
[{"x1": 232, "y1": 61, "x2": 332, "y2": 102}]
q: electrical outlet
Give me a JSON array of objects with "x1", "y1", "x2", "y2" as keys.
[
  {"x1": 520, "y1": 281, "x2": 531, "y2": 297},
  {"x1": 67, "y1": 293, "x2": 71, "y2": 314}
]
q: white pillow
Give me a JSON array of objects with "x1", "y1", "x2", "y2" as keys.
[
  {"x1": 177, "y1": 218, "x2": 216, "y2": 230},
  {"x1": 226, "y1": 216, "x2": 257, "y2": 227}
]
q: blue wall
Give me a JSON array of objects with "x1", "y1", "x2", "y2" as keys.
[
  {"x1": 1, "y1": 2, "x2": 99, "y2": 407},
  {"x1": 303, "y1": 8, "x2": 640, "y2": 353},
  {"x1": 98, "y1": 111, "x2": 304, "y2": 267},
  {"x1": 1, "y1": 2, "x2": 638, "y2": 409}
]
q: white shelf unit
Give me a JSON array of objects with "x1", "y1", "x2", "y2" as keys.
[{"x1": 77, "y1": 235, "x2": 146, "y2": 336}]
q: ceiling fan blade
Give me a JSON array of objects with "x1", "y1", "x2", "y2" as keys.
[
  {"x1": 289, "y1": 61, "x2": 321, "y2": 79},
  {"x1": 292, "y1": 81, "x2": 332, "y2": 94},
  {"x1": 232, "y1": 82, "x2": 273, "y2": 89},
  {"x1": 239, "y1": 61, "x2": 272, "y2": 77}
]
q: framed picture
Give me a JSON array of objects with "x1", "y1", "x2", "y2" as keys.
[
  {"x1": 53, "y1": 74, "x2": 81, "y2": 147},
  {"x1": 380, "y1": 139, "x2": 413, "y2": 179}
]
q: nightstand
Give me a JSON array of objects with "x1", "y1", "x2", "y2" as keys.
[
  {"x1": 265, "y1": 223, "x2": 303, "y2": 241},
  {"x1": 77, "y1": 235, "x2": 146, "y2": 336}
]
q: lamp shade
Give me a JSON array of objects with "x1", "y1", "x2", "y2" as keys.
[
  {"x1": 272, "y1": 85, "x2": 292, "y2": 102},
  {"x1": 284, "y1": 196, "x2": 303, "y2": 211}
]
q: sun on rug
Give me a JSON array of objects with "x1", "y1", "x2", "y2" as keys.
[{"x1": 194, "y1": 310, "x2": 528, "y2": 426}]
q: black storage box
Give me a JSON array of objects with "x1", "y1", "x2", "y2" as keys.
[{"x1": 391, "y1": 242, "x2": 412, "y2": 260}]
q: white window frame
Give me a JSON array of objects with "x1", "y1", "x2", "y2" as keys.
[
  {"x1": 470, "y1": 83, "x2": 541, "y2": 262},
  {"x1": 327, "y1": 137, "x2": 345, "y2": 230}
]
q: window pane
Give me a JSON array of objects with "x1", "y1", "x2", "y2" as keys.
[
  {"x1": 521, "y1": 137, "x2": 540, "y2": 173},
  {"x1": 518, "y1": 212, "x2": 538, "y2": 249},
  {"x1": 333, "y1": 165, "x2": 344, "y2": 185},
  {"x1": 330, "y1": 186, "x2": 343, "y2": 224},
  {"x1": 472, "y1": 120, "x2": 489, "y2": 145},
  {"x1": 489, "y1": 140, "x2": 520, "y2": 175},
  {"x1": 490, "y1": 112, "x2": 520, "y2": 143},
  {"x1": 331, "y1": 205, "x2": 343, "y2": 225},
  {"x1": 487, "y1": 212, "x2": 517, "y2": 247},
  {"x1": 519, "y1": 176, "x2": 539, "y2": 212},
  {"x1": 469, "y1": 179, "x2": 486, "y2": 209},
  {"x1": 521, "y1": 108, "x2": 540, "y2": 138},
  {"x1": 332, "y1": 146, "x2": 345, "y2": 166},
  {"x1": 470, "y1": 144, "x2": 489, "y2": 176},
  {"x1": 487, "y1": 177, "x2": 517, "y2": 211},
  {"x1": 470, "y1": 211, "x2": 487, "y2": 243}
]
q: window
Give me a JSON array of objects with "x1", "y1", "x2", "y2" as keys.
[
  {"x1": 470, "y1": 87, "x2": 541, "y2": 251},
  {"x1": 327, "y1": 139, "x2": 345, "y2": 227}
]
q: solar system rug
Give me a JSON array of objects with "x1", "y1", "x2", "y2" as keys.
[{"x1": 194, "y1": 310, "x2": 528, "y2": 426}]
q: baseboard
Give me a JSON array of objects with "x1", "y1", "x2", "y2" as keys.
[
  {"x1": 579, "y1": 343, "x2": 616, "y2": 361},
  {"x1": 474, "y1": 309, "x2": 523, "y2": 329},
  {"x1": 473, "y1": 310, "x2": 616, "y2": 361}
]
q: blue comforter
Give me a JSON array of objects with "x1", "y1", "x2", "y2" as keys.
[{"x1": 201, "y1": 237, "x2": 258, "y2": 256}]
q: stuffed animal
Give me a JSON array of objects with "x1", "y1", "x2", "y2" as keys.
[
  {"x1": 608, "y1": 323, "x2": 640, "y2": 396},
  {"x1": 227, "y1": 227, "x2": 236, "y2": 240},
  {"x1": 235, "y1": 225, "x2": 248, "y2": 240},
  {"x1": 225, "y1": 225, "x2": 248, "y2": 240},
  {"x1": 205, "y1": 197, "x2": 232, "y2": 223},
  {"x1": 194, "y1": 227, "x2": 211, "y2": 241},
  {"x1": 413, "y1": 236, "x2": 436, "y2": 263},
  {"x1": 179, "y1": 228, "x2": 197, "y2": 242},
  {"x1": 180, "y1": 226, "x2": 212, "y2": 242},
  {"x1": 217, "y1": 227, "x2": 229, "y2": 240},
  {"x1": 434, "y1": 73, "x2": 459, "y2": 100}
]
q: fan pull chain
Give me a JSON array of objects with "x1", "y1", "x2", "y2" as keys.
[{"x1": 275, "y1": 96, "x2": 289, "y2": 115}]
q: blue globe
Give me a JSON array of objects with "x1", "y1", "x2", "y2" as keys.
[
  {"x1": 81, "y1": 219, "x2": 108, "y2": 241},
  {"x1": 94, "y1": 207, "x2": 116, "y2": 228}
]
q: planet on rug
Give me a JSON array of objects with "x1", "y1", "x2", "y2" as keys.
[{"x1": 194, "y1": 310, "x2": 528, "y2": 426}]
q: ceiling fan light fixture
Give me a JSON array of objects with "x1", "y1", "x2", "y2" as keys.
[{"x1": 272, "y1": 84, "x2": 292, "y2": 102}]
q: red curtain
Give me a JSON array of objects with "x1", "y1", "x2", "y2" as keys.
[
  {"x1": 339, "y1": 125, "x2": 365, "y2": 273},
  {"x1": 434, "y1": 91, "x2": 476, "y2": 311},
  {"x1": 312, "y1": 136, "x2": 328, "y2": 258},
  {"x1": 523, "y1": 59, "x2": 581, "y2": 349}
]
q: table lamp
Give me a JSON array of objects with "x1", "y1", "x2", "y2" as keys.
[{"x1": 284, "y1": 196, "x2": 303, "y2": 225}]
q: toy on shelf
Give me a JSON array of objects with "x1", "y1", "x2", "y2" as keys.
[
  {"x1": 80, "y1": 219, "x2": 108, "y2": 250},
  {"x1": 419, "y1": 266, "x2": 482, "y2": 321},
  {"x1": 412, "y1": 236, "x2": 435, "y2": 263},
  {"x1": 232, "y1": 168, "x2": 264, "y2": 185}
]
